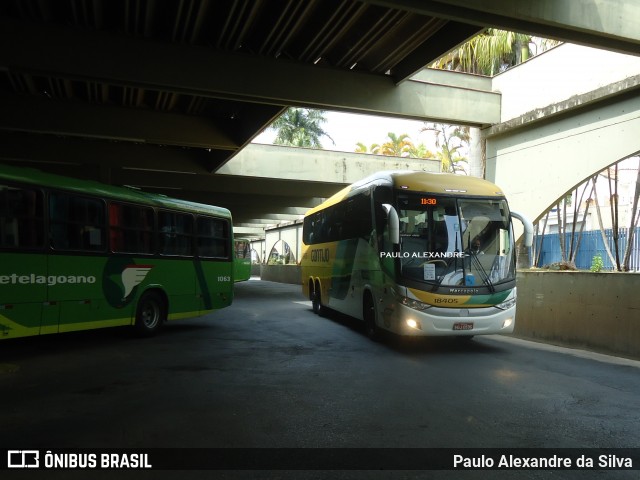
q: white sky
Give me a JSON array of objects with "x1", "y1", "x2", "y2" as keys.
[{"x1": 252, "y1": 110, "x2": 437, "y2": 153}]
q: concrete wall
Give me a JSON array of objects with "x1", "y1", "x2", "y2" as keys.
[
  {"x1": 492, "y1": 43, "x2": 640, "y2": 123},
  {"x1": 487, "y1": 94, "x2": 640, "y2": 225},
  {"x1": 260, "y1": 264, "x2": 301, "y2": 285},
  {"x1": 515, "y1": 271, "x2": 640, "y2": 359},
  {"x1": 256, "y1": 267, "x2": 640, "y2": 359}
]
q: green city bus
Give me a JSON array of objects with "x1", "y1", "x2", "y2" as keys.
[
  {"x1": 0, "y1": 164, "x2": 234, "y2": 340},
  {"x1": 234, "y1": 238, "x2": 252, "y2": 282}
]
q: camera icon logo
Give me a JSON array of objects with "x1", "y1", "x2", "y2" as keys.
[{"x1": 7, "y1": 450, "x2": 40, "y2": 468}]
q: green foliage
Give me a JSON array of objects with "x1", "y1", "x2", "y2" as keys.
[
  {"x1": 590, "y1": 254, "x2": 604, "y2": 273},
  {"x1": 430, "y1": 29, "x2": 560, "y2": 75},
  {"x1": 355, "y1": 133, "x2": 430, "y2": 159},
  {"x1": 379, "y1": 132, "x2": 413, "y2": 157},
  {"x1": 354, "y1": 126, "x2": 468, "y2": 173},
  {"x1": 271, "y1": 108, "x2": 334, "y2": 148},
  {"x1": 421, "y1": 123, "x2": 469, "y2": 173}
]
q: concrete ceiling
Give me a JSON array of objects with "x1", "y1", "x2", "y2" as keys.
[{"x1": 1, "y1": 0, "x2": 638, "y2": 234}]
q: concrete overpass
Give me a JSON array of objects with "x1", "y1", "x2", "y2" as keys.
[
  {"x1": 1, "y1": 0, "x2": 640, "y2": 234},
  {"x1": 485, "y1": 43, "x2": 640, "y2": 223},
  {"x1": 228, "y1": 42, "x2": 640, "y2": 241},
  {"x1": 218, "y1": 144, "x2": 440, "y2": 236},
  {"x1": 252, "y1": 41, "x2": 640, "y2": 265}
]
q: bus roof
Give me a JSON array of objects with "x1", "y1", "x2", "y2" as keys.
[
  {"x1": 0, "y1": 163, "x2": 232, "y2": 219},
  {"x1": 305, "y1": 170, "x2": 505, "y2": 216}
]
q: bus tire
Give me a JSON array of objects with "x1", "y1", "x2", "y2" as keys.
[
  {"x1": 134, "y1": 291, "x2": 166, "y2": 337},
  {"x1": 312, "y1": 280, "x2": 325, "y2": 316},
  {"x1": 363, "y1": 292, "x2": 379, "y2": 340}
]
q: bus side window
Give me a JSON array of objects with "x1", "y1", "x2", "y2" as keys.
[
  {"x1": 159, "y1": 211, "x2": 194, "y2": 256},
  {"x1": 234, "y1": 240, "x2": 249, "y2": 259},
  {"x1": 197, "y1": 216, "x2": 229, "y2": 259},
  {"x1": 374, "y1": 203, "x2": 386, "y2": 251},
  {"x1": 109, "y1": 202, "x2": 154, "y2": 254},
  {"x1": 109, "y1": 203, "x2": 124, "y2": 252},
  {"x1": 0, "y1": 185, "x2": 44, "y2": 248},
  {"x1": 50, "y1": 193, "x2": 105, "y2": 252},
  {"x1": 303, "y1": 215, "x2": 314, "y2": 245},
  {"x1": 314, "y1": 212, "x2": 324, "y2": 243}
]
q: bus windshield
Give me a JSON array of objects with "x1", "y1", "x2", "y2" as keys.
[{"x1": 396, "y1": 193, "x2": 515, "y2": 289}]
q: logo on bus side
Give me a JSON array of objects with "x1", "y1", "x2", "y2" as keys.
[
  {"x1": 311, "y1": 248, "x2": 330, "y2": 263},
  {"x1": 121, "y1": 265, "x2": 154, "y2": 300},
  {"x1": 102, "y1": 258, "x2": 155, "y2": 308}
]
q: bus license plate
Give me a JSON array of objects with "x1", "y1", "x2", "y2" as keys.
[{"x1": 453, "y1": 322, "x2": 474, "y2": 331}]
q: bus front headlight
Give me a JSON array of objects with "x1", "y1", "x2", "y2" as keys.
[
  {"x1": 406, "y1": 318, "x2": 422, "y2": 330},
  {"x1": 496, "y1": 295, "x2": 516, "y2": 311},
  {"x1": 394, "y1": 291, "x2": 431, "y2": 311}
]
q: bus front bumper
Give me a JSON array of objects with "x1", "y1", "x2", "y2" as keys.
[{"x1": 383, "y1": 303, "x2": 515, "y2": 336}]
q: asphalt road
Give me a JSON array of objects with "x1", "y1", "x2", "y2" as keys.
[{"x1": 1, "y1": 279, "x2": 639, "y2": 479}]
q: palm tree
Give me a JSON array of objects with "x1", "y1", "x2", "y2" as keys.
[
  {"x1": 355, "y1": 143, "x2": 382, "y2": 154},
  {"x1": 355, "y1": 142, "x2": 369, "y2": 153},
  {"x1": 407, "y1": 143, "x2": 435, "y2": 159},
  {"x1": 379, "y1": 132, "x2": 414, "y2": 157},
  {"x1": 431, "y1": 30, "x2": 560, "y2": 177},
  {"x1": 421, "y1": 123, "x2": 469, "y2": 173},
  {"x1": 270, "y1": 108, "x2": 334, "y2": 148},
  {"x1": 431, "y1": 29, "x2": 560, "y2": 75}
]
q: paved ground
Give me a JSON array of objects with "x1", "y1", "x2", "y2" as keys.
[{"x1": 1, "y1": 279, "x2": 639, "y2": 479}]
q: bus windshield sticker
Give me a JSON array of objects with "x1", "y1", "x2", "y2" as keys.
[{"x1": 423, "y1": 263, "x2": 436, "y2": 281}]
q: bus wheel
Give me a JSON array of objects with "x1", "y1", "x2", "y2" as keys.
[
  {"x1": 312, "y1": 280, "x2": 324, "y2": 316},
  {"x1": 134, "y1": 291, "x2": 166, "y2": 337},
  {"x1": 363, "y1": 292, "x2": 379, "y2": 340}
]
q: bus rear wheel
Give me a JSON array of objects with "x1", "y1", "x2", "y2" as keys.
[
  {"x1": 363, "y1": 292, "x2": 379, "y2": 340},
  {"x1": 312, "y1": 280, "x2": 325, "y2": 316},
  {"x1": 134, "y1": 291, "x2": 166, "y2": 337}
]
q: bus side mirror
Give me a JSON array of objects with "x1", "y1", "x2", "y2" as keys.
[
  {"x1": 382, "y1": 203, "x2": 400, "y2": 246},
  {"x1": 510, "y1": 211, "x2": 533, "y2": 247}
]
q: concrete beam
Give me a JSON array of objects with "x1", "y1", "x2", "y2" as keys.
[
  {"x1": 235, "y1": 222, "x2": 280, "y2": 229},
  {"x1": 0, "y1": 92, "x2": 238, "y2": 151},
  {"x1": 111, "y1": 170, "x2": 341, "y2": 198},
  {"x1": 233, "y1": 227, "x2": 265, "y2": 237},
  {"x1": 366, "y1": 0, "x2": 640, "y2": 55},
  {"x1": 0, "y1": 17, "x2": 500, "y2": 126},
  {"x1": 0, "y1": 132, "x2": 213, "y2": 174},
  {"x1": 241, "y1": 217, "x2": 301, "y2": 224},
  {"x1": 485, "y1": 74, "x2": 640, "y2": 138},
  {"x1": 219, "y1": 144, "x2": 441, "y2": 182}
]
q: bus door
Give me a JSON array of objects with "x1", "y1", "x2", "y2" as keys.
[
  {"x1": 0, "y1": 185, "x2": 48, "y2": 338},
  {"x1": 0, "y1": 252, "x2": 48, "y2": 338},
  {"x1": 196, "y1": 216, "x2": 233, "y2": 313},
  {"x1": 48, "y1": 193, "x2": 107, "y2": 333},
  {"x1": 47, "y1": 255, "x2": 105, "y2": 333}
]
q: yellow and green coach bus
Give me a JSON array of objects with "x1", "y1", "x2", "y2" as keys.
[
  {"x1": 0, "y1": 164, "x2": 234, "y2": 340},
  {"x1": 301, "y1": 171, "x2": 532, "y2": 340}
]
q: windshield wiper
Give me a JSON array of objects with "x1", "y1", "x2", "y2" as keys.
[{"x1": 468, "y1": 251, "x2": 495, "y2": 293}]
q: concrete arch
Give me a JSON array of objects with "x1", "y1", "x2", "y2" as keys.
[
  {"x1": 267, "y1": 239, "x2": 297, "y2": 265},
  {"x1": 264, "y1": 224, "x2": 302, "y2": 266},
  {"x1": 487, "y1": 93, "x2": 640, "y2": 224}
]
